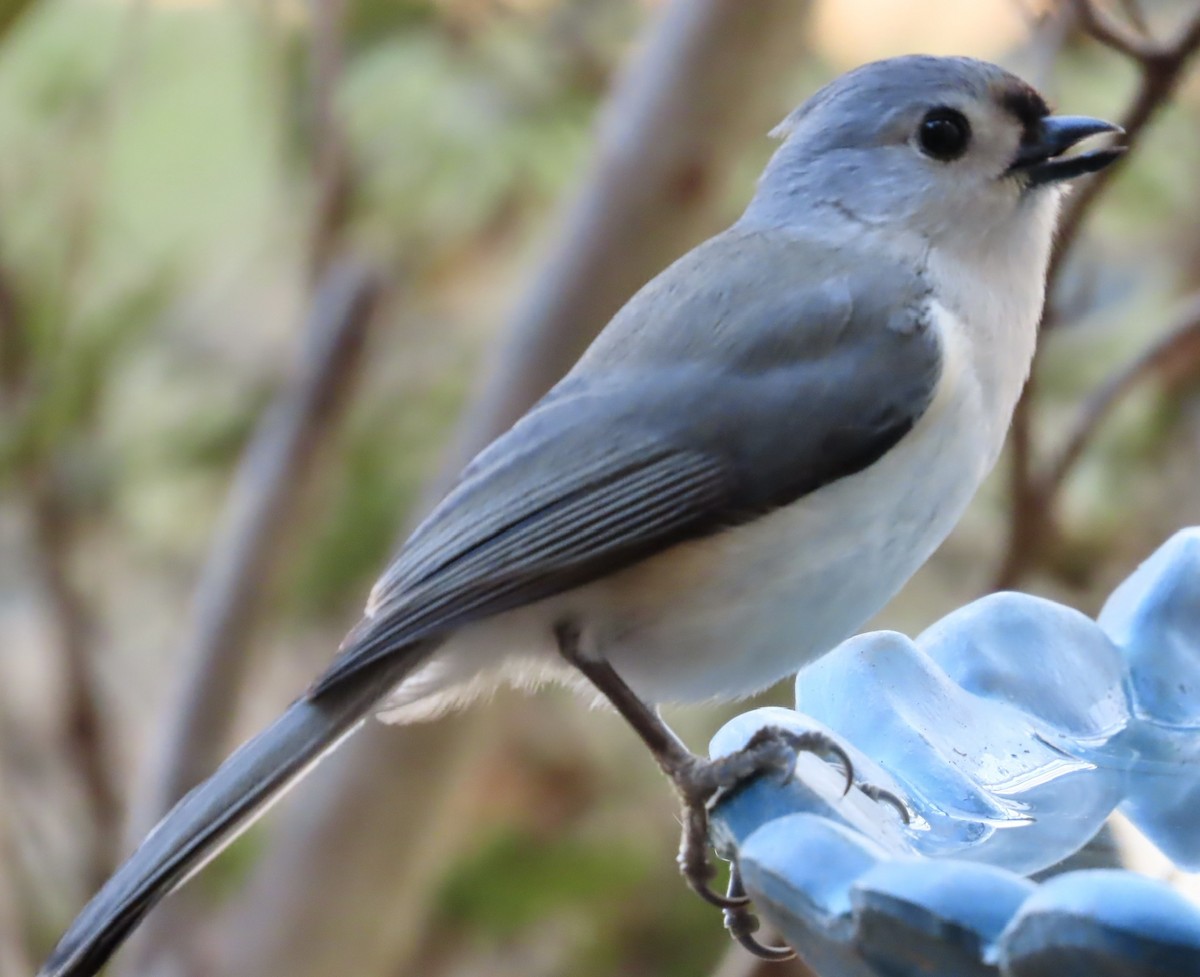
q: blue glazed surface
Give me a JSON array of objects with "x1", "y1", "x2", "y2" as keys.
[
  {"x1": 999, "y1": 872, "x2": 1200, "y2": 977},
  {"x1": 853, "y1": 859, "x2": 1035, "y2": 942},
  {"x1": 709, "y1": 529, "x2": 1200, "y2": 977}
]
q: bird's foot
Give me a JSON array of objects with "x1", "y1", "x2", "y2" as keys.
[
  {"x1": 550, "y1": 628, "x2": 866, "y2": 962},
  {"x1": 666, "y1": 725, "x2": 852, "y2": 959}
]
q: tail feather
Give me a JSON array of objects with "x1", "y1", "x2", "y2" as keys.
[{"x1": 39, "y1": 651, "x2": 424, "y2": 977}]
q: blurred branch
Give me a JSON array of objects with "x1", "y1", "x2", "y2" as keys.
[
  {"x1": 444, "y1": 0, "x2": 814, "y2": 471},
  {"x1": 136, "y1": 260, "x2": 381, "y2": 831},
  {"x1": 1116, "y1": 0, "x2": 1149, "y2": 34},
  {"x1": 132, "y1": 0, "x2": 370, "y2": 833},
  {"x1": 125, "y1": 2, "x2": 377, "y2": 971},
  {"x1": 0, "y1": 243, "x2": 122, "y2": 892},
  {"x1": 1069, "y1": 0, "x2": 1157, "y2": 59},
  {"x1": 0, "y1": 0, "x2": 150, "y2": 914},
  {"x1": 208, "y1": 3, "x2": 817, "y2": 977},
  {"x1": 0, "y1": 256, "x2": 23, "y2": 403},
  {"x1": 123, "y1": 261, "x2": 379, "y2": 977},
  {"x1": 27, "y1": 473, "x2": 123, "y2": 891},
  {"x1": 995, "y1": 0, "x2": 1200, "y2": 588},
  {"x1": 0, "y1": 0, "x2": 37, "y2": 41},
  {"x1": 0, "y1": 718, "x2": 34, "y2": 976},
  {"x1": 308, "y1": 0, "x2": 351, "y2": 276},
  {"x1": 1048, "y1": 0, "x2": 1200, "y2": 282},
  {"x1": 1043, "y1": 291, "x2": 1200, "y2": 494}
]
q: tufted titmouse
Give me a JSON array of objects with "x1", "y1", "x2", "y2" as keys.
[{"x1": 41, "y1": 55, "x2": 1122, "y2": 976}]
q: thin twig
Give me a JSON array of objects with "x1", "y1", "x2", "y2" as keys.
[
  {"x1": 1042, "y1": 292, "x2": 1200, "y2": 494},
  {"x1": 1116, "y1": 0, "x2": 1149, "y2": 34},
  {"x1": 994, "y1": 0, "x2": 1200, "y2": 588},
  {"x1": 1068, "y1": 0, "x2": 1156, "y2": 59},
  {"x1": 125, "y1": 3, "x2": 375, "y2": 972},
  {"x1": 0, "y1": 0, "x2": 148, "y2": 916},
  {"x1": 0, "y1": 256, "x2": 23, "y2": 404},
  {"x1": 135, "y1": 0, "x2": 368, "y2": 835},
  {"x1": 27, "y1": 477, "x2": 124, "y2": 892},
  {"x1": 122, "y1": 262, "x2": 380, "y2": 977},
  {"x1": 0, "y1": 728, "x2": 34, "y2": 977},
  {"x1": 0, "y1": 600, "x2": 35, "y2": 977},
  {"x1": 1050, "y1": 2, "x2": 1200, "y2": 284},
  {"x1": 307, "y1": 0, "x2": 351, "y2": 277},
  {"x1": 0, "y1": 245, "x2": 122, "y2": 893}
]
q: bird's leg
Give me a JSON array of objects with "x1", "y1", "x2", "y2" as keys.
[{"x1": 553, "y1": 621, "x2": 853, "y2": 939}]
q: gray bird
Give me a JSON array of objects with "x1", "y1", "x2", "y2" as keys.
[{"x1": 40, "y1": 54, "x2": 1122, "y2": 977}]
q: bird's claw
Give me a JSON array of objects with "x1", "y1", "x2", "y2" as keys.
[
  {"x1": 722, "y1": 862, "x2": 796, "y2": 961},
  {"x1": 678, "y1": 804, "x2": 750, "y2": 909},
  {"x1": 671, "y1": 725, "x2": 857, "y2": 927},
  {"x1": 739, "y1": 726, "x2": 855, "y2": 796},
  {"x1": 858, "y1": 781, "x2": 912, "y2": 824}
]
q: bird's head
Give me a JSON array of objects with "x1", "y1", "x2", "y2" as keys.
[{"x1": 743, "y1": 55, "x2": 1123, "y2": 258}]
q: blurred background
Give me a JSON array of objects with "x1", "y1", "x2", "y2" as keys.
[{"x1": 2, "y1": 0, "x2": 1199, "y2": 975}]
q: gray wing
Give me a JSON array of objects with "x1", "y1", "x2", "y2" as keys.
[{"x1": 310, "y1": 231, "x2": 941, "y2": 696}]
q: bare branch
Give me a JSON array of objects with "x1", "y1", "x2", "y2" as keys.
[
  {"x1": 27, "y1": 476, "x2": 124, "y2": 891},
  {"x1": 135, "y1": 260, "x2": 379, "y2": 828},
  {"x1": 1115, "y1": 0, "x2": 1149, "y2": 34},
  {"x1": 995, "y1": 0, "x2": 1200, "y2": 588},
  {"x1": 994, "y1": 383, "x2": 1041, "y2": 590},
  {"x1": 439, "y1": 0, "x2": 814, "y2": 481},
  {"x1": 307, "y1": 0, "x2": 351, "y2": 277},
  {"x1": 0, "y1": 0, "x2": 150, "y2": 911},
  {"x1": 121, "y1": 2, "x2": 379, "y2": 972},
  {"x1": 1043, "y1": 291, "x2": 1200, "y2": 494},
  {"x1": 130, "y1": 0, "x2": 369, "y2": 844},
  {"x1": 1049, "y1": 9, "x2": 1200, "y2": 282},
  {"x1": 0, "y1": 255, "x2": 24, "y2": 404},
  {"x1": 1017, "y1": 3, "x2": 1075, "y2": 92},
  {"x1": 0, "y1": 719, "x2": 34, "y2": 977},
  {"x1": 121, "y1": 260, "x2": 380, "y2": 976},
  {"x1": 0, "y1": 245, "x2": 122, "y2": 891},
  {"x1": 1169, "y1": 4, "x2": 1200, "y2": 62},
  {"x1": 1067, "y1": 0, "x2": 1156, "y2": 61}
]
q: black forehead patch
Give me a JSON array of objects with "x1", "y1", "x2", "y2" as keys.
[{"x1": 999, "y1": 83, "x2": 1051, "y2": 128}]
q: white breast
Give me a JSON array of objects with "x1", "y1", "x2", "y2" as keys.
[{"x1": 575, "y1": 298, "x2": 1006, "y2": 702}]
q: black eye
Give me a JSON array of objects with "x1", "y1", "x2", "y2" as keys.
[{"x1": 917, "y1": 107, "x2": 971, "y2": 161}]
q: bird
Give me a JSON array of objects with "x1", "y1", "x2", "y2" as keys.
[{"x1": 39, "y1": 54, "x2": 1122, "y2": 977}]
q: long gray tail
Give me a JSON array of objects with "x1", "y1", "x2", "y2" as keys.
[{"x1": 38, "y1": 650, "x2": 424, "y2": 977}]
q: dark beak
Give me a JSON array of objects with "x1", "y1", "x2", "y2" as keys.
[{"x1": 1007, "y1": 115, "x2": 1125, "y2": 186}]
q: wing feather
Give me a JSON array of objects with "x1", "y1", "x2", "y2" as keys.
[
  {"x1": 310, "y1": 229, "x2": 943, "y2": 699},
  {"x1": 311, "y1": 440, "x2": 732, "y2": 693}
]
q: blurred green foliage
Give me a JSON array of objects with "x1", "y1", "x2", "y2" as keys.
[
  {"x1": 436, "y1": 826, "x2": 728, "y2": 977},
  {"x1": 286, "y1": 370, "x2": 469, "y2": 617},
  {"x1": 438, "y1": 829, "x2": 651, "y2": 939}
]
